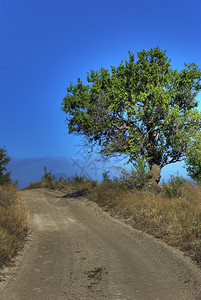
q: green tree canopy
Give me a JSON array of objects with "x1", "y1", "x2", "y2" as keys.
[
  {"x1": 185, "y1": 131, "x2": 201, "y2": 181},
  {"x1": 62, "y1": 47, "x2": 201, "y2": 186},
  {"x1": 0, "y1": 147, "x2": 11, "y2": 185}
]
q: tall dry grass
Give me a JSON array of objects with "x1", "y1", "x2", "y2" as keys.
[
  {"x1": 0, "y1": 185, "x2": 29, "y2": 274},
  {"x1": 87, "y1": 180, "x2": 201, "y2": 266}
]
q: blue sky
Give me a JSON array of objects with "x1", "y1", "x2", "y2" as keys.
[{"x1": 1, "y1": 0, "x2": 201, "y2": 187}]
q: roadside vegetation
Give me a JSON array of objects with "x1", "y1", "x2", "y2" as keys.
[
  {"x1": 58, "y1": 47, "x2": 201, "y2": 267},
  {"x1": 25, "y1": 166, "x2": 201, "y2": 268},
  {"x1": 87, "y1": 174, "x2": 201, "y2": 267},
  {"x1": 0, "y1": 147, "x2": 29, "y2": 277}
]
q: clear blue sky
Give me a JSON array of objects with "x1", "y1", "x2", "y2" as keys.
[{"x1": 1, "y1": 0, "x2": 201, "y2": 187}]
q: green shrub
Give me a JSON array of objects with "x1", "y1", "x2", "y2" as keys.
[
  {"x1": 162, "y1": 173, "x2": 184, "y2": 198},
  {"x1": 102, "y1": 170, "x2": 111, "y2": 183},
  {"x1": 72, "y1": 173, "x2": 90, "y2": 183},
  {"x1": 129, "y1": 158, "x2": 150, "y2": 189},
  {"x1": 41, "y1": 166, "x2": 55, "y2": 182},
  {"x1": 0, "y1": 147, "x2": 11, "y2": 185}
]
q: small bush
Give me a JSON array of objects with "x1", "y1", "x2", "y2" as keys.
[
  {"x1": 72, "y1": 174, "x2": 91, "y2": 183},
  {"x1": 112, "y1": 159, "x2": 150, "y2": 190},
  {"x1": 130, "y1": 159, "x2": 150, "y2": 189},
  {"x1": 41, "y1": 166, "x2": 55, "y2": 182},
  {"x1": 102, "y1": 170, "x2": 112, "y2": 183},
  {"x1": 0, "y1": 147, "x2": 11, "y2": 185},
  {"x1": 162, "y1": 173, "x2": 184, "y2": 198}
]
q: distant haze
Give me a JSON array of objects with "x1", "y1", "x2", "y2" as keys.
[{"x1": 8, "y1": 156, "x2": 189, "y2": 189}]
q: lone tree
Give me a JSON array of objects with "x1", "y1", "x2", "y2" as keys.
[
  {"x1": 62, "y1": 47, "x2": 201, "y2": 187},
  {"x1": 0, "y1": 147, "x2": 11, "y2": 185}
]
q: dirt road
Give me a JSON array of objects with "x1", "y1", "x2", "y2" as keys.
[{"x1": 0, "y1": 188, "x2": 201, "y2": 299}]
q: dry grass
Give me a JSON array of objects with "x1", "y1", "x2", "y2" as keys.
[
  {"x1": 24, "y1": 175, "x2": 95, "y2": 193},
  {"x1": 0, "y1": 185, "x2": 29, "y2": 274},
  {"x1": 87, "y1": 180, "x2": 201, "y2": 266}
]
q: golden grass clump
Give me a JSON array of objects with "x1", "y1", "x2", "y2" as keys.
[{"x1": 0, "y1": 185, "x2": 29, "y2": 272}]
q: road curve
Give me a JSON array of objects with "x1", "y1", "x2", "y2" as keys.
[{"x1": 0, "y1": 188, "x2": 201, "y2": 300}]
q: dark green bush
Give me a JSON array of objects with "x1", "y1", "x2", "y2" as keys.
[{"x1": 0, "y1": 147, "x2": 11, "y2": 185}]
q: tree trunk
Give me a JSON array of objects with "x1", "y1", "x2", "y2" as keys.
[{"x1": 145, "y1": 164, "x2": 161, "y2": 190}]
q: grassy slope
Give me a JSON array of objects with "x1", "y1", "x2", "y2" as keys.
[
  {"x1": 88, "y1": 181, "x2": 201, "y2": 266},
  {"x1": 0, "y1": 185, "x2": 29, "y2": 276}
]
